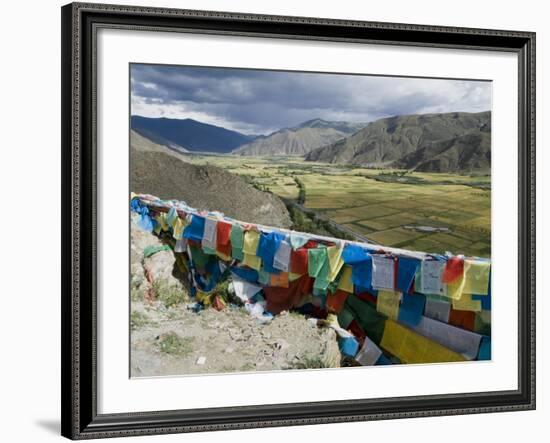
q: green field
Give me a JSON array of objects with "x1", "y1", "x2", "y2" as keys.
[{"x1": 183, "y1": 154, "x2": 491, "y2": 258}]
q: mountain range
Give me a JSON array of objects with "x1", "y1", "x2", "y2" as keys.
[
  {"x1": 232, "y1": 118, "x2": 365, "y2": 156},
  {"x1": 131, "y1": 116, "x2": 255, "y2": 154},
  {"x1": 131, "y1": 111, "x2": 491, "y2": 173},
  {"x1": 305, "y1": 111, "x2": 491, "y2": 173}
]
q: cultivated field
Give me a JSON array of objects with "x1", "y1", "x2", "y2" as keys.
[{"x1": 182, "y1": 155, "x2": 491, "y2": 258}]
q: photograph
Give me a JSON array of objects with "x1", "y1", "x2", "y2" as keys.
[{"x1": 129, "y1": 64, "x2": 492, "y2": 377}]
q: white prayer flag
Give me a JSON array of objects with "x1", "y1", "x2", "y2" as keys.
[
  {"x1": 371, "y1": 255, "x2": 395, "y2": 290},
  {"x1": 273, "y1": 240, "x2": 292, "y2": 272},
  {"x1": 420, "y1": 259, "x2": 446, "y2": 295}
]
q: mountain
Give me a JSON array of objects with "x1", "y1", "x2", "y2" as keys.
[
  {"x1": 131, "y1": 116, "x2": 255, "y2": 154},
  {"x1": 305, "y1": 111, "x2": 491, "y2": 172},
  {"x1": 232, "y1": 118, "x2": 365, "y2": 156},
  {"x1": 393, "y1": 131, "x2": 491, "y2": 173},
  {"x1": 130, "y1": 130, "x2": 291, "y2": 228}
]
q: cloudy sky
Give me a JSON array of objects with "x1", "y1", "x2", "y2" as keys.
[{"x1": 131, "y1": 64, "x2": 492, "y2": 135}]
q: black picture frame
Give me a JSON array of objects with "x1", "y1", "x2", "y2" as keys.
[{"x1": 61, "y1": 2, "x2": 536, "y2": 439}]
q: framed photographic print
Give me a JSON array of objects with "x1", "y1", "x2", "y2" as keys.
[{"x1": 61, "y1": 2, "x2": 536, "y2": 439}]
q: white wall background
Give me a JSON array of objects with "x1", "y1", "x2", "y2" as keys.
[{"x1": 0, "y1": 0, "x2": 545, "y2": 441}]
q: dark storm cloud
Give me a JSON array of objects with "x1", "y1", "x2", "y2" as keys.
[{"x1": 131, "y1": 64, "x2": 492, "y2": 135}]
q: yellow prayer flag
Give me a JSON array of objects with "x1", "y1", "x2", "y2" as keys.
[
  {"x1": 243, "y1": 230, "x2": 260, "y2": 255},
  {"x1": 376, "y1": 290, "x2": 401, "y2": 320},
  {"x1": 452, "y1": 293, "x2": 482, "y2": 312},
  {"x1": 173, "y1": 217, "x2": 185, "y2": 239},
  {"x1": 380, "y1": 320, "x2": 466, "y2": 364},
  {"x1": 327, "y1": 245, "x2": 344, "y2": 282},
  {"x1": 337, "y1": 265, "x2": 354, "y2": 293},
  {"x1": 289, "y1": 272, "x2": 303, "y2": 282},
  {"x1": 242, "y1": 253, "x2": 262, "y2": 271},
  {"x1": 156, "y1": 213, "x2": 169, "y2": 232},
  {"x1": 463, "y1": 259, "x2": 491, "y2": 295}
]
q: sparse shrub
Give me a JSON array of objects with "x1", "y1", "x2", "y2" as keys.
[
  {"x1": 156, "y1": 332, "x2": 194, "y2": 356},
  {"x1": 130, "y1": 310, "x2": 149, "y2": 330}
]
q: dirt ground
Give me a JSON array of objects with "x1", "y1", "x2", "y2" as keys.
[{"x1": 131, "y1": 301, "x2": 341, "y2": 377}]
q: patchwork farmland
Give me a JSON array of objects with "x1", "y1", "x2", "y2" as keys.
[{"x1": 184, "y1": 155, "x2": 491, "y2": 258}]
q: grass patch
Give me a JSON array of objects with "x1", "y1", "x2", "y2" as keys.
[
  {"x1": 130, "y1": 310, "x2": 151, "y2": 330},
  {"x1": 153, "y1": 280, "x2": 187, "y2": 308},
  {"x1": 289, "y1": 354, "x2": 333, "y2": 370},
  {"x1": 156, "y1": 332, "x2": 194, "y2": 356}
]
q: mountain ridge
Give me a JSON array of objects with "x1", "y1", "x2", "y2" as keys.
[
  {"x1": 305, "y1": 111, "x2": 491, "y2": 172},
  {"x1": 131, "y1": 115, "x2": 255, "y2": 154},
  {"x1": 233, "y1": 119, "x2": 365, "y2": 156}
]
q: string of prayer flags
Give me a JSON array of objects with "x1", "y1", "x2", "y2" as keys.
[{"x1": 131, "y1": 195, "x2": 492, "y2": 366}]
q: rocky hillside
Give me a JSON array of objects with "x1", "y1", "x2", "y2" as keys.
[
  {"x1": 130, "y1": 130, "x2": 291, "y2": 228},
  {"x1": 305, "y1": 111, "x2": 491, "y2": 172},
  {"x1": 393, "y1": 131, "x2": 491, "y2": 173},
  {"x1": 233, "y1": 118, "x2": 365, "y2": 156},
  {"x1": 131, "y1": 115, "x2": 255, "y2": 153}
]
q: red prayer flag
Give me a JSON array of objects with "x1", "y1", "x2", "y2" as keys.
[
  {"x1": 442, "y1": 256, "x2": 464, "y2": 283},
  {"x1": 449, "y1": 308, "x2": 476, "y2": 331},
  {"x1": 290, "y1": 248, "x2": 308, "y2": 274},
  {"x1": 216, "y1": 220, "x2": 232, "y2": 256},
  {"x1": 326, "y1": 290, "x2": 348, "y2": 314}
]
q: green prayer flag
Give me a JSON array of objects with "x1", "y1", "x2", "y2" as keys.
[{"x1": 308, "y1": 247, "x2": 328, "y2": 278}]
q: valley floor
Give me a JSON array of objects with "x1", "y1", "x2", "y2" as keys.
[{"x1": 182, "y1": 155, "x2": 491, "y2": 258}]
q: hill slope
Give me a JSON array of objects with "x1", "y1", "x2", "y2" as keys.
[
  {"x1": 305, "y1": 111, "x2": 491, "y2": 172},
  {"x1": 393, "y1": 131, "x2": 491, "y2": 173},
  {"x1": 233, "y1": 118, "x2": 365, "y2": 156},
  {"x1": 130, "y1": 131, "x2": 291, "y2": 228},
  {"x1": 131, "y1": 115, "x2": 254, "y2": 153}
]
